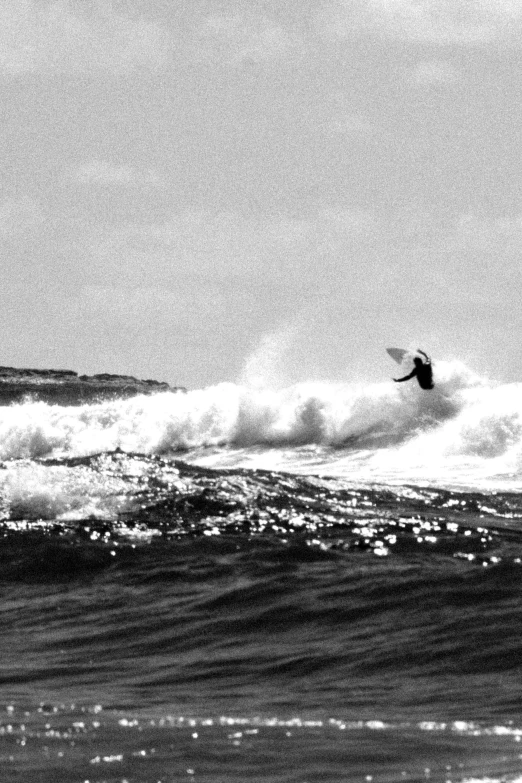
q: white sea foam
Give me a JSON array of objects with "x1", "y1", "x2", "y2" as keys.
[{"x1": 0, "y1": 360, "x2": 520, "y2": 487}]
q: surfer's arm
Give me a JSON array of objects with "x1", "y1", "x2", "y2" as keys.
[
  {"x1": 417, "y1": 349, "x2": 430, "y2": 363},
  {"x1": 393, "y1": 370, "x2": 416, "y2": 382}
]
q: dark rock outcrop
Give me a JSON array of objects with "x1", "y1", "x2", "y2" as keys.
[{"x1": 0, "y1": 366, "x2": 186, "y2": 406}]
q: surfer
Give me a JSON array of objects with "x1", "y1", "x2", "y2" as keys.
[{"x1": 393, "y1": 350, "x2": 434, "y2": 390}]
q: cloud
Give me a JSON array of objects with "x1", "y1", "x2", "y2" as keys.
[
  {"x1": 450, "y1": 213, "x2": 522, "y2": 252},
  {"x1": 0, "y1": 0, "x2": 171, "y2": 76},
  {"x1": 328, "y1": 113, "x2": 377, "y2": 134},
  {"x1": 81, "y1": 211, "x2": 314, "y2": 287},
  {"x1": 409, "y1": 60, "x2": 460, "y2": 86},
  {"x1": 193, "y1": 12, "x2": 297, "y2": 66},
  {"x1": 74, "y1": 160, "x2": 162, "y2": 186},
  {"x1": 0, "y1": 2, "x2": 301, "y2": 78},
  {"x1": 319, "y1": 91, "x2": 380, "y2": 136},
  {"x1": 318, "y1": 0, "x2": 522, "y2": 46},
  {"x1": 74, "y1": 207, "x2": 380, "y2": 299},
  {"x1": 419, "y1": 213, "x2": 522, "y2": 306},
  {"x1": 0, "y1": 197, "x2": 45, "y2": 238}
]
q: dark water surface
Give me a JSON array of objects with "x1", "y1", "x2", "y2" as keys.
[{"x1": 2, "y1": 453, "x2": 522, "y2": 782}]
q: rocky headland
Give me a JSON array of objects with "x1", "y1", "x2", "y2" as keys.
[{"x1": 0, "y1": 367, "x2": 186, "y2": 406}]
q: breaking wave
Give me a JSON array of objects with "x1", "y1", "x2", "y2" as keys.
[{"x1": 0, "y1": 360, "x2": 520, "y2": 486}]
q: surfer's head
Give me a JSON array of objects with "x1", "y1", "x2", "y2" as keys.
[{"x1": 413, "y1": 357, "x2": 423, "y2": 367}]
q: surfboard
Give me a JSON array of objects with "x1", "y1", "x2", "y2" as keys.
[{"x1": 386, "y1": 347, "x2": 413, "y2": 365}]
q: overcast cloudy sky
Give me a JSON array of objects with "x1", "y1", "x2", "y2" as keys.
[{"x1": 1, "y1": 0, "x2": 521, "y2": 388}]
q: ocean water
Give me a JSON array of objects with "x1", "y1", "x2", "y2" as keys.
[{"x1": 2, "y1": 360, "x2": 522, "y2": 783}]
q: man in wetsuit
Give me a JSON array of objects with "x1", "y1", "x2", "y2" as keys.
[{"x1": 393, "y1": 349, "x2": 434, "y2": 390}]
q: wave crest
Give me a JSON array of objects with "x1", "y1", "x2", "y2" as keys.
[{"x1": 0, "y1": 360, "x2": 504, "y2": 463}]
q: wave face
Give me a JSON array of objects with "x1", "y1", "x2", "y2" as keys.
[
  {"x1": 0, "y1": 360, "x2": 520, "y2": 487},
  {"x1": 2, "y1": 363, "x2": 522, "y2": 782}
]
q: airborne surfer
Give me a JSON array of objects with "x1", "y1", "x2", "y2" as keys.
[{"x1": 393, "y1": 349, "x2": 434, "y2": 390}]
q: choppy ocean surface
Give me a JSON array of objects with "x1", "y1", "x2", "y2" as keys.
[{"x1": 2, "y1": 360, "x2": 522, "y2": 783}]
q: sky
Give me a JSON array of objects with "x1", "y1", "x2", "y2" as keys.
[{"x1": 1, "y1": 0, "x2": 521, "y2": 389}]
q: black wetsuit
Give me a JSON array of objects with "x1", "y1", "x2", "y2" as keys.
[
  {"x1": 394, "y1": 352, "x2": 434, "y2": 390},
  {"x1": 415, "y1": 362, "x2": 434, "y2": 390}
]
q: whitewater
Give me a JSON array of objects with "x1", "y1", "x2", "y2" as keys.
[{"x1": 0, "y1": 359, "x2": 520, "y2": 487}]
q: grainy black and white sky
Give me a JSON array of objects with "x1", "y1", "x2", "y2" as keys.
[{"x1": 1, "y1": 0, "x2": 521, "y2": 388}]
